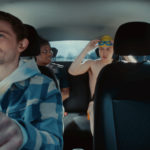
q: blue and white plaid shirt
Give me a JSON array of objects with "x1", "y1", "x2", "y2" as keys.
[{"x1": 0, "y1": 58, "x2": 63, "y2": 150}]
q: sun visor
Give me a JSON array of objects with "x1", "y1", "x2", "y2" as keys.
[{"x1": 114, "y1": 22, "x2": 150, "y2": 56}]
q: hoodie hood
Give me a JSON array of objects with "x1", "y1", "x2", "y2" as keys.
[{"x1": 0, "y1": 57, "x2": 40, "y2": 99}]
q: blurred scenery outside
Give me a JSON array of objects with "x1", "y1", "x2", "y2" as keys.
[{"x1": 50, "y1": 40, "x2": 98, "y2": 61}]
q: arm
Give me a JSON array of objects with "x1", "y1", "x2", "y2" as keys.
[
  {"x1": 0, "y1": 80, "x2": 63, "y2": 150},
  {"x1": 21, "y1": 81, "x2": 63, "y2": 150},
  {"x1": 68, "y1": 39, "x2": 99, "y2": 75},
  {"x1": 61, "y1": 87, "x2": 70, "y2": 101}
]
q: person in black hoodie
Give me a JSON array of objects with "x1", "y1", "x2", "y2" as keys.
[
  {"x1": 36, "y1": 36, "x2": 69, "y2": 116},
  {"x1": 23, "y1": 24, "x2": 58, "y2": 88},
  {"x1": 36, "y1": 36, "x2": 58, "y2": 88}
]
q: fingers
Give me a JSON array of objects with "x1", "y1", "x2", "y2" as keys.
[
  {"x1": 0, "y1": 112, "x2": 4, "y2": 122},
  {"x1": 0, "y1": 112, "x2": 12, "y2": 133},
  {"x1": 90, "y1": 39, "x2": 100, "y2": 45},
  {"x1": 86, "y1": 39, "x2": 100, "y2": 51},
  {"x1": 92, "y1": 40, "x2": 100, "y2": 48},
  {"x1": 0, "y1": 123, "x2": 17, "y2": 146},
  {"x1": 0, "y1": 135, "x2": 22, "y2": 150},
  {"x1": 111, "y1": 40, "x2": 114, "y2": 44},
  {"x1": 64, "y1": 112, "x2": 68, "y2": 116},
  {"x1": 0, "y1": 112, "x2": 23, "y2": 150},
  {"x1": 0, "y1": 113, "x2": 14, "y2": 146}
]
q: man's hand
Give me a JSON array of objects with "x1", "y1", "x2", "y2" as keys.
[
  {"x1": 0, "y1": 112, "x2": 23, "y2": 150},
  {"x1": 84, "y1": 39, "x2": 100, "y2": 52}
]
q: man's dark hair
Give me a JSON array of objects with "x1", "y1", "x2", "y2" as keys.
[
  {"x1": 0, "y1": 11, "x2": 27, "y2": 41},
  {"x1": 22, "y1": 24, "x2": 40, "y2": 56},
  {"x1": 39, "y1": 36, "x2": 50, "y2": 48}
]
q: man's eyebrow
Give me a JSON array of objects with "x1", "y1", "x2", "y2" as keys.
[{"x1": 0, "y1": 30, "x2": 12, "y2": 36}]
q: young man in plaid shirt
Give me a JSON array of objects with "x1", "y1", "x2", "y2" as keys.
[{"x1": 0, "y1": 11, "x2": 63, "y2": 150}]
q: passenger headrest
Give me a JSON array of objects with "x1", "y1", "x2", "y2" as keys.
[
  {"x1": 114, "y1": 22, "x2": 150, "y2": 56},
  {"x1": 21, "y1": 24, "x2": 40, "y2": 57},
  {"x1": 51, "y1": 47, "x2": 58, "y2": 58}
]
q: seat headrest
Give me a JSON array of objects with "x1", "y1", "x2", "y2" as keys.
[
  {"x1": 51, "y1": 47, "x2": 58, "y2": 58},
  {"x1": 114, "y1": 22, "x2": 150, "y2": 56},
  {"x1": 21, "y1": 24, "x2": 40, "y2": 57}
]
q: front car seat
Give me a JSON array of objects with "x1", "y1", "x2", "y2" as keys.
[{"x1": 94, "y1": 22, "x2": 150, "y2": 150}]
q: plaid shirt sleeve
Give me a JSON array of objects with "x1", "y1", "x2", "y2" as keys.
[{"x1": 14, "y1": 77, "x2": 63, "y2": 150}]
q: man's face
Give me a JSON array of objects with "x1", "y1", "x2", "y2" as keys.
[
  {"x1": 0, "y1": 20, "x2": 21, "y2": 65},
  {"x1": 36, "y1": 44, "x2": 53, "y2": 66},
  {"x1": 99, "y1": 46, "x2": 114, "y2": 61}
]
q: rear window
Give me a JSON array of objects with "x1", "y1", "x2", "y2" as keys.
[
  {"x1": 50, "y1": 40, "x2": 150, "y2": 62},
  {"x1": 50, "y1": 40, "x2": 98, "y2": 62},
  {"x1": 134, "y1": 56, "x2": 150, "y2": 62}
]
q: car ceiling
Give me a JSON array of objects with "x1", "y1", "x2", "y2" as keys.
[{"x1": 0, "y1": 0, "x2": 150, "y2": 41}]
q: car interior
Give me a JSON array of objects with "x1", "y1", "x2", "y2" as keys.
[{"x1": 1, "y1": 0, "x2": 150, "y2": 150}]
